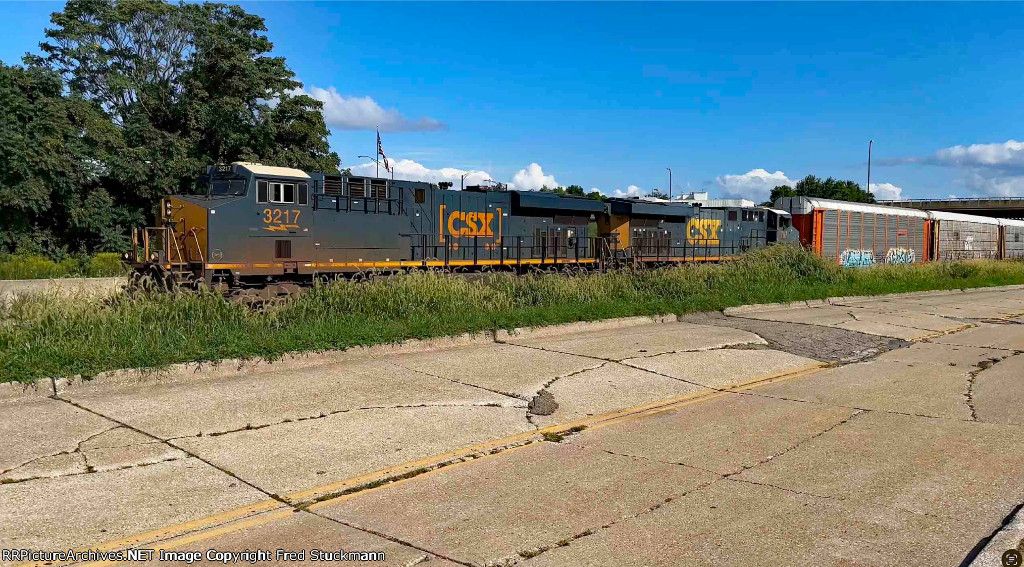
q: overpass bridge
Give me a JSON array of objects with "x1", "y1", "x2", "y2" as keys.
[{"x1": 880, "y1": 197, "x2": 1024, "y2": 219}]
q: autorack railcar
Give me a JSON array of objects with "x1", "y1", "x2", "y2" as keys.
[{"x1": 127, "y1": 162, "x2": 798, "y2": 288}]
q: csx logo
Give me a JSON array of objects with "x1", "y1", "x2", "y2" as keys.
[
  {"x1": 440, "y1": 205, "x2": 496, "y2": 237},
  {"x1": 687, "y1": 218, "x2": 721, "y2": 245}
]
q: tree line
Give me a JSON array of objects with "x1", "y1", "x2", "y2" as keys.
[{"x1": 1, "y1": 0, "x2": 338, "y2": 256}]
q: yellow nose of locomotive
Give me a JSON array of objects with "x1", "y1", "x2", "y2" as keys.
[{"x1": 162, "y1": 196, "x2": 209, "y2": 267}]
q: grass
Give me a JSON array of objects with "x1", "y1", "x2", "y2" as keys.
[
  {"x1": 0, "y1": 253, "x2": 127, "y2": 280},
  {"x1": 2, "y1": 245, "x2": 1023, "y2": 383}
]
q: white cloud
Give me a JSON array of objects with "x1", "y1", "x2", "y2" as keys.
[
  {"x1": 961, "y1": 171, "x2": 1024, "y2": 198},
  {"x1": 293, "y1": 85, "x2": 446, "y2": 132},
  {"x1": 611, "y1": 185, "x2": 643, "y2": 198},
  {"x1": 349, "y1": 159, "x2": 491, "y2": 187},
  {"x1": 930, "y1": 140, "x2": 1024, "y2": 169},
  {"x1": 886, "y1": 140, "x2": 1024, "y2": 197},
  {"x1": 510, "y1": 163, "x2": 558, "y2": 191},
  {"x1": 715, "y1": 169, "x2": 794, "y2": 202},
  {"x1": 868, "y1": 182, "x2": 903, "y2": 201}
]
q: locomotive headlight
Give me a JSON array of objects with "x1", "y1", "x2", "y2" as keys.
[{"x1": 164, "y1": 200, "x2": 173, "y2": 219}]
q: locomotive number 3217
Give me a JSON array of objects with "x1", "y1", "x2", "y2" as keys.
[{"x1": 262, "y1": 208, "x2": 301, "y2": 225}]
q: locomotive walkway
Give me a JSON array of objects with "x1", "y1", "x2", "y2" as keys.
[{"x1": 3, "y1": 286, "x2": 1024, "y2": 566}]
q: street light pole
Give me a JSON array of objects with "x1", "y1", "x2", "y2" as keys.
[
  {"x1": 867, "y1": 140, "x2": 873, "y2": 196},
  {"x1": 461, "y1": 173, "x2": 469, "y2": 191},
  {"x1": 666, "y1": 168, "x2": 672, "y2": 200}
]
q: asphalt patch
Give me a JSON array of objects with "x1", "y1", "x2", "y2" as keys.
[
  {"x1": 528, "y1": 390, "x2": 559, "y2": 416},
  {"x1": 681, "y1": 311, "x2": 910, "y2": 364}
]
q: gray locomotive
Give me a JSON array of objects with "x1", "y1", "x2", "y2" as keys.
[{"x1": 127, "y1": 162, "x2": 799, "y2": 288}]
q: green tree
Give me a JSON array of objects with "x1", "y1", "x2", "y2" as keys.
[
  {"x1": 648, "y1": 188, "x2": 669, "y2": 200},
  {"x1": 0, "y1": 62, "x2": 139, "y2": 254},
  {"x1": 564, "y1": 184, "x2": 585, "y2": 196},
  {"x1": 33, "y1": 0, "x2": 340, "y2": 237},
  {"x1": 766, "y1": 175, "x2": 875, "y2": 206}
]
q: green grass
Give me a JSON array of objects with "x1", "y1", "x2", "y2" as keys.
[
  {"x1": 2, "y1": 245, "x2": 1023, "y2": 383},
  {"x1": 0, "y1": 253, "x2": 127, "y2": 280}
]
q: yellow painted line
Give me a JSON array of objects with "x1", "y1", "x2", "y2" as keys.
[
  {"x1": 15, "y1": 500, "x2": 285, "y2": 567},
  {"x1": 34, "y1": 362, "x2": 830, "y2": 567}
]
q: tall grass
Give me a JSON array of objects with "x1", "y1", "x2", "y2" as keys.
[
  {"x1": 2, "y1": 246, "x2": 1022, "y2": 383},
  {"x1": 0, "y1": 253, "x2": 127, "y2": 280}
]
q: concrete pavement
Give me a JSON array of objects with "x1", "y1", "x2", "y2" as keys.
[{"x1": 3, "y1": 285, "x2": 1024, "y2": 567}]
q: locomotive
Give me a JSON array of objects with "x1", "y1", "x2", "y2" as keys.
[{"x1": 126, "y1": 162, "x2": 800, "y2": 289}]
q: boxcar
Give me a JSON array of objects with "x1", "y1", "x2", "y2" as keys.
[
  {"x1": 774, "y1": 196, "x2": 930, "y2": 267},
  {"x1": 1000, "y1": 218, "x2": 1024, "y2": 259},
  {"x1": 929, "y1": 211, "x2": 1002, "y2": 261}
]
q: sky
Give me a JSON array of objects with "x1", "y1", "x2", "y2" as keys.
[{"x1": 4, "y1": 1, "x2": 1024, "y2": 201}]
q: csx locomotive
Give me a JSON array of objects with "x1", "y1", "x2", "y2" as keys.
[{"x1": 127, "y1": 162, "x2": 799, "y2": 289}]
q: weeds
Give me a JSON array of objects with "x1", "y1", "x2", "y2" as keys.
[
  {"x1": 1, "y1": 246, "x2": 1022, "y2": 383},
  {"x1": 0, "y1": 253, "x2": 126, "y2": 280}
]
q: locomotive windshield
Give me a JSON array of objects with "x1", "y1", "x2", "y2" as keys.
[{"x1": 206, "y1": 175, "x2": 248, "y2": 196}]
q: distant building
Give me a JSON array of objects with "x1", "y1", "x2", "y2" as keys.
[{"x1": 676, "y1": 191, "x2": 756, "y2": 208}]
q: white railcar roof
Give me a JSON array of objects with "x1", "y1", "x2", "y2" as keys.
[
  {"x1": 928, "y1": 210, "x2": 1001, "y2": 225},
  {"x1": 998, "y1": 218, "x2": 1024, "y2": 228},
  {"x1": 774, "y1": 196, "x2": 930, "y2": 218}
]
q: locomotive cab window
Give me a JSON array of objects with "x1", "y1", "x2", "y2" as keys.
[
  {"x1": 259, "y1": 181, "x2": 308, "y2": 206},
  {"x1": 271, "y1": 182, "x2": 295, "y2": 204},
  {"x1": 728, "y1": 211, "x2": 738, "y2": 221}
]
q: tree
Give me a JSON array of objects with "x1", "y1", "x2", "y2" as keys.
[
  {"x1": 768, "y1": 185, "x2": 796, "y2": 204},
  {"x1": 0, "y1": 62, "x2": 139, "y2": 254},
  {"x1": 4, "y1": 0, "x2": 342, "y2": 254},
  {"x1": 564, "y1": 184, "x2": 585, "y2": 196},
  {"x1": 766, "y1": 175, "x2": 875, "y2": 206},
  {"x1": 648, "y1": 188, "x2": 669, "y2": 200}
]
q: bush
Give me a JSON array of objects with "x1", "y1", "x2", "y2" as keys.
[{"x1": 0, "y1": 253, "x2": 127, "y2": 280}]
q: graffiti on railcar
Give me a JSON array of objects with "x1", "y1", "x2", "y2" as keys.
[
  {"x1": 885, "y1": 247, "x2": 915, "y2": 265},
  {"x1": 840, "y1": 249, "x2": 875, "y2": 268}
]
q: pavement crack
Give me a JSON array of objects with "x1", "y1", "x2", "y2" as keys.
[
  {"x1": 527, "y1": 361, "x2": 608, "y2": 419},
  {"x1": 721, "y1": 409, "x2": 868, "y2": 479},
  {"x1": 1, "y1": 456, "x2": 185, "y2": 485},
  {"x1": 306, "y1": 511, "x2": 475, "y2": 567},
  {"x1": 391, "y1": 362, "x2": 527, "y2": 402},
  {"x1": 0, "y1": 424, "x2": 120, "y2": 478},
  {"x1": 512, "y1": 477, "x2": 723, "y2": 565},
  {"x1": 50, "y1": 395, "x2": 289, "y2": 505},
  {"x1": 165, "y1": 402, "x2": 517, "y2": 441},
  {"x1": 724, "y1": 476, "x2": 840, "y2": 501},
  {"x1": 965, "y1": 356, "x2": 1009, "y2": 422}
]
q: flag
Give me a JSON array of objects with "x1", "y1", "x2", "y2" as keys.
[{"x1": 377, "y1": 129, "x2": 391, "y2": 172}]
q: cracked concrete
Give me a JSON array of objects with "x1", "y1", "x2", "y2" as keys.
[{"x1": 7, "y1": 286, "x2": 1024, "y2": 566}]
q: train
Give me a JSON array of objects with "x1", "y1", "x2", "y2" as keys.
[
  {"x1": 774, "y1": 197, "x2": 1024, "y2": 267},
  {"x1": 125, "y1": 162, "x2": 799, "y2": 289},
  {"x1": 124, "y1": 163, "x2": 1024, "y2": 291}
]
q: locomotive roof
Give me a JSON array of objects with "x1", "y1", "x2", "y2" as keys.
[{"x1": 231, "y1": 162, "x2": 310, "y2": 179}]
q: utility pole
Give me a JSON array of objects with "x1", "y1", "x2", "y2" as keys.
[
  {"x1": 867, "y1": 140, "x2": 873, "y2": 195},
  {"x1": 461, "y1": 172, "x2": 469, "y2": 191},
  {"x1": 666, "y1": 167, "x2": 672, "y2": 200}
]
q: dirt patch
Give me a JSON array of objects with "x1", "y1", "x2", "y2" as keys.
[
  {"x1": 681, "y1": 312, "x2": 910, "y2": 364},
  {"x1": 528, "y1": 390, "x2": 559, "y2": 416}
]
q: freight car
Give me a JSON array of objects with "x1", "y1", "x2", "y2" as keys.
[
  {"x1": 774, "y1": 197, "x2": 931, "y2": 267},
  {"x1": 774, "y1": 196, "x2": 1024, "y2": 266},
  {"x1": 126, "y1": 162, "x2": 798, "y2": 289}
]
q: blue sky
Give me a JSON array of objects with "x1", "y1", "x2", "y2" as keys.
[{"x1": 5, "y1": 2, "x2": 1024, "y2": 200}]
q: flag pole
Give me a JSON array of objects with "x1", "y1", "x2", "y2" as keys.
[{"x1": 376, "y1": 128, "x2": 380, "y2": 178}]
